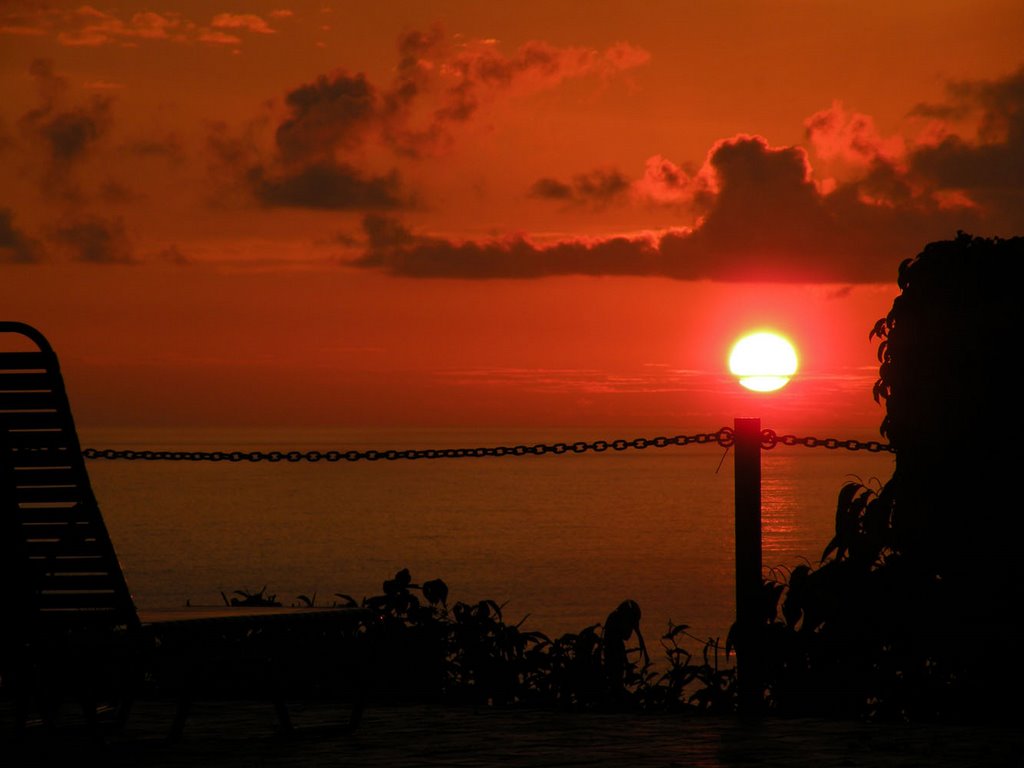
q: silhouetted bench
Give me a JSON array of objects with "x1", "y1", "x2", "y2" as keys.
[{"x1": 0, "y1": 320, "x2": 372, "y2": 742}]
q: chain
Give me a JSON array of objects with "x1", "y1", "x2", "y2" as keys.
[
  {"x1": 81, "y1": 429, "x2": 733, "y2": 463},
  {"x1": 759, "y1": 430, "x2": 894, "y2": 453},
  {"x1": 81, "y1": 428, "x2": 892, "y2": 462}
]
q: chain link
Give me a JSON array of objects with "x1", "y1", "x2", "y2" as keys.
[
  {"x1": 761, "y1": 430, "x2": 894, "y2": 453},
  {"x1": 80, "y1": 427, "x2": 892, "y2": 462}
]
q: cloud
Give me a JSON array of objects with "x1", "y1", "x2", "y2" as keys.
[
  {"x1": 274, "y1": 72, "x2": 377, "y2": 164},
  {"x1": 0, "y1": 6, "x2": 280, "y2": 48},
  {"x1": 210, "y1": 13, "x2": 276, "y2": 35},
  {"x1": 433, "y1": 39, "x2": 649, "y2": 123},
  {"x1": 354, "y1": 213, "x2": 662, "y2": 279},
  {"x1": 529, "y1": 168, "x2": 631, "y2": 206},
  {"x1": 632, "y1": 155, "x2": 711, "y2": 206},
  {"x1": 18, "y1": 59, "x2": 112, "y2": 194},
  {"x1": 532, "y1": 154, "x2": 714, "y2": 209},
  {"x1": 0, "y1": 8, "x2": 49, "y2": 37},
  {"x1": 355, "y1": 134, "x2": 984, "y2": 283},
  {"x1": 51, "y1": 215, "x2": 133, "y2": 263},
  {"x1": 0, "y1": 208, "x2": 44, "y2": 263},
  {"x1": 528, "y1": 177, "x2": 574, "y2": 200},
  {"x1": 231, "y1": 69, "x2": 406, "y2": 210},
  {"x1": 55, "y1": 6, "x2": 183, "y2": 47},
  {"x1": 270, "y1": 27, "x2": 650, "y2": 160},
  {"x1": 519, "y1": 68, "x2": 1024, "y2": 281},
  {"x1": 197, "y1": 30, "x2": 240, "y2": 46},
  {"x1": 223, "y1": 28, "x2": 649, "y2": 210},
  {"x1": 804, "y1": 101, "x2": 906, "y2": 186},
  {"x1": 652, "y1": 135, "x2": 961, "y2": 282},
  {"x1": 28, "y1": 98, "x2": 112, "y2": 165},
  {"x1": 908, "y1": 66, "x2": 1024, "y2": 204},
  {"x1": 248, "y1": 162, "x2": 404, "y2": 209},
  {"x1": 387, "y1": 35, "x2": 650, "y2": 157}
]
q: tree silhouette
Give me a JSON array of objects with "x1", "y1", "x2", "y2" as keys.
[{"x1": 764, "y1": 232, "x2": 1024, "y2": 720}]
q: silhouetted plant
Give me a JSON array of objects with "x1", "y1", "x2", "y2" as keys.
[
  {"x1": 759, "y1": 233, "x2": 1024, "y2": 722},
  {"x1": 335, "y1": 568, "x2": 735, "y2": 713},
  {"x1": 220, "y1": 585, "x2": 281, "y2": 607}
]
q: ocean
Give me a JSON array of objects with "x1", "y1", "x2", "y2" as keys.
[{"x1": 82, "y1": 426, "x2": 895, "y2": 647}]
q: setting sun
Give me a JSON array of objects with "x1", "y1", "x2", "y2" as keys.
[{"x1": 728, "y1": 331, "x2": 799, "y2": 392}]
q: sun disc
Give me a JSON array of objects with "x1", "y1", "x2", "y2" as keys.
[{"x1": 729, "y1": 332, "x2": 798, "y2": 392}]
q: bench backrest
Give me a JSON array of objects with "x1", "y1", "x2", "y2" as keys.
[{"x1": 1, "y1": 321, "x2": 138, "y2": 639}]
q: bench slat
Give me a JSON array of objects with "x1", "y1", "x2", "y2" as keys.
[
  {"x1": 18, "y1": 507, "x2": 95, "y2": 524},
  {"x1": 10, "y1": 467, "x2": 79, "y2": 485},
  {"x1": 3, "y1": 448, "x2": 75, "y2": 467},
  {"x1": 0, "y1": 371, "x2": 55, "y2": 391},
  {"x1": 0, "y1": 351, "x2": 50, "y2": 371},
  {"x1": 0, "y1": 411, "x2": 67, "y2": 430},
  {"x1": 24, "y1": 538, "x2": 108, "y2": 558},
  {"x1": 25, "y1": 556, "x2": 116, "y2": 575},
  {"x1": 0, "y1": 391, "x2": 61, "y2": 409},
  {"x1": 14, "y1": 486, "x2": 84, "y2": 504},
  {"x1": 32, "y1": 573, "x2": 122, "y2": 591}
]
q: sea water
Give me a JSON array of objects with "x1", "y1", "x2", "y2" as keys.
[{"x1": 83, "y1": 426, "x2": 895, "y2": 646}]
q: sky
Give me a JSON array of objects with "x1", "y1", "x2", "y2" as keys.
[{"x1": 2, "y1": 1, "x2": 1022, "y2": 436}]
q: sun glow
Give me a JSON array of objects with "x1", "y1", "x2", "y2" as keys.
[{"x1": 728, "y1": 331, "x2": 798, "y2": 392}]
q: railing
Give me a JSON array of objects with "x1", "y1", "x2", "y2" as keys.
[{"x1": 81, "y1": 428, "x2": 893, "y2": 462}]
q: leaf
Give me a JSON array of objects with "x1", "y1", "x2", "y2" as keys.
[
  {"x1": 422, "y1": 578, "x2": 449, "y2": 606},
  {"x1": 725, "y1": 623, "x2": 737, "y2": 657},
  {"x1": 662, "y1": 624, "x2": 691, "y2": 641}
]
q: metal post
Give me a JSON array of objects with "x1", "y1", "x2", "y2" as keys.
[{"x1": 734, "y1": 416, "x2": 763, "y2": 714}]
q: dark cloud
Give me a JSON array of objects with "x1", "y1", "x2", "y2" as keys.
[
  {"x1": 529, "y1": 168, "x2": 631, "y2": 205},
  {"x1": 355, "y1": 135, "x2": 982, "y2": 283},
  {"x1": 909, "y1": 67, "x2": 1024, "y2": 219},
  {"x1": 388, "y1": 26, "x2": 445, "y2": 116},
  {"x1": 572, "y1": 169, "x2": 631, "y2": 203},
  {"x1": 227, "y1": 30, "x2": 648, "y2": 208},
  {"x1": 355, "y1": 213, "x2": 659, "y2": 279},
  {"x1": 30, "y1": 98, "x2": 112, "y2": 164},
  {"x1": 529, "y1": 177, "x2": 574, "y2": 200},
  {"x1": 389, "y1": 38, "x2": 648, "y2": 158},
  {"x1": 275, "y1": 72, "x2": 377, "y2": 164},
  {"x1": 248, "y1": 162, "x2": 404, "y2": 210},
  {"x1": 18, "y1": 58, "x2": 113, "y2": 194},
  {"x1": 0, "y1": 208, "x2": 43, "y2": 263},
  {"x1": 51, "y1": 215, "x2": 133, "y2": 263},
  {"x1": 232, "y1": 70, "x2": 407, "y2": 209},
  {"x1": 509, "y1": 72, "x2": 1024, "y2": 283}
]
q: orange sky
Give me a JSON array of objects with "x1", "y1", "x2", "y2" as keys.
[{"x1": 2, "y1": 1, "x2": 1022, "y2": 434}]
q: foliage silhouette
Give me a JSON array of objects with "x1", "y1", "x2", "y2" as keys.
[
  {"x1": 760, "y1": 232, "x2": 1024, "y2": 721},
  {"x1": 326, "y1": 569, "x2": 735, "y2": 713}
]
